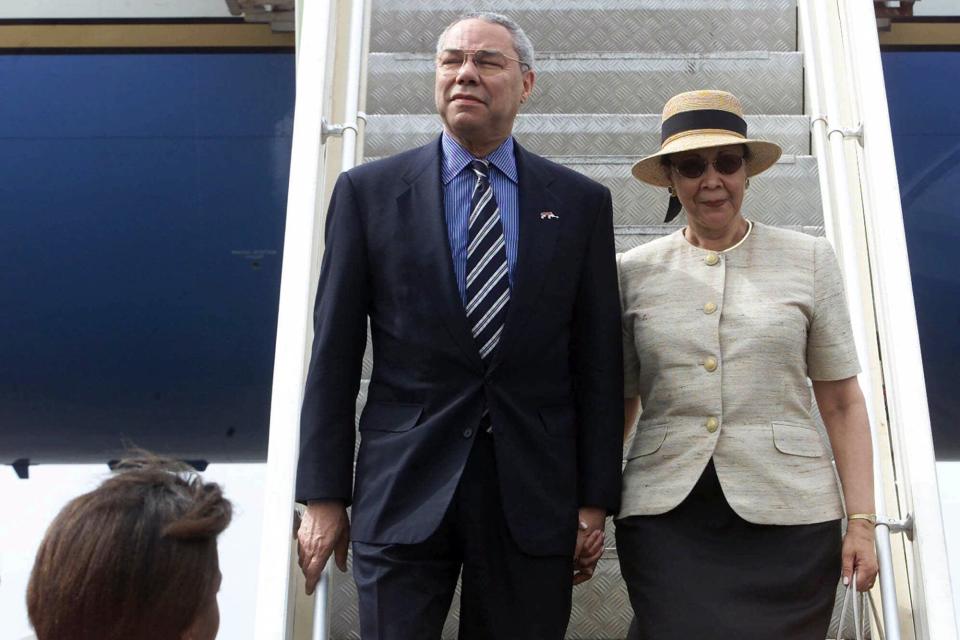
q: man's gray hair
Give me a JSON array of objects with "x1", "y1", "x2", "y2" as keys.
[{"x1": 435, "y1": 12, "x2": 535, "y2": 70}]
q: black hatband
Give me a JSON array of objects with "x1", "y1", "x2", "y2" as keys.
[{"x1": 661, "y1": 109, "x2": 748, "y2": 144}]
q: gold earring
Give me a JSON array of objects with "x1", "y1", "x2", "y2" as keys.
[
  {"x1": 667, "y1": 186, "x2": 676, "y2": 196},
  {"x1": 744, "y1": 178, "x2": 750, "y2": 189}
]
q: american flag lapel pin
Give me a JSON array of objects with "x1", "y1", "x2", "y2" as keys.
[{"x1": 540, "y1": 211, "x2": 559, "y2": 220}]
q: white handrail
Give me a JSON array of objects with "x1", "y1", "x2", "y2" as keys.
[
  {"x1": 254, "y1": 1, "x2": 337, "y2": 638},
  {"x1": 796, "y1": 2, "x2": 836, "y2": 263},
  {"x1": 311, "y1": 0, "x2": 370, "y2": 638},
  {"x1": 841, "y1": 0, "x2": 958, "y2": 636},
  {"x1": 339, "y1": 0, "x2": 368, "y2": 171},
  {"x1": 799, "y1": 0, "x2": 906, "y2": 636}
]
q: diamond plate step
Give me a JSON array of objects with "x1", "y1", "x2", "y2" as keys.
[
  {"x1": 364, "y1": 114, "x2": 811, "y2": 158},
  {"x1": 370, "y1": 0, "x2": 796, "y2": 54},
  {"x1": 363, "y1": 154, "x2": 823, "y2": 229},
  {"x1": 560, "y1": 155, "x2": 822, "y2": 227},
  {"x1": 357, "y1": 154, "x2": 822, "y2": 376},
  {"x1": 329, "y1": 546, "x2": 630, "y2": 639},
  {"x1": 367, "y1": 52, "x2": 803, "y2": 115},
  {"x1": 336, "y1": 382, "x2": 631, "y2": 640}
]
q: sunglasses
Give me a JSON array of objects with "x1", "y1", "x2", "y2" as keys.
[{"x1": 672, "y1": 153, "x2": 745, "y2": 179}]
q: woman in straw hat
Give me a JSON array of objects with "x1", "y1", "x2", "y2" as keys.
[{"x1": 615, "y1": 90, "x2": 878, "y2": 637}]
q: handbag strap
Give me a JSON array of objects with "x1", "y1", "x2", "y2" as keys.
[
  {"x1": 837, "y1": 571, "x2": 863, "y2": 640},
  {"x1": 837, "y1": 571, "x2": 886, "y2": 640}
]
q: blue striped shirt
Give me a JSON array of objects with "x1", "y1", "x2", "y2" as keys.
[{"x1": 441, "y1": 132, "x2": 519, "y2": 304}]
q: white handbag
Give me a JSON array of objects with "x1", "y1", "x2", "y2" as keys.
[{"x1": 836, "y1": 571, "x2": 884, "y2": 640}]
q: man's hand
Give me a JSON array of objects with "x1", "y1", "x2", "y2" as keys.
[
  {"x1": 296, "y1": 500, "x2": 350, "y2": 595},
  {"x1": 573, "y1": 506, "x2": 606, "y2": 585}
]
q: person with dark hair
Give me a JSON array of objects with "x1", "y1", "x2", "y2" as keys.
[
  {"x1": 26, "y1": 456, "x2": 232, "y2": 640},
  {"x1": 616, "y1": 89, "x2": 878, "y2": 638},
  {"x1": 295, "y1": 10, "x2": 622, "y2": 640}
]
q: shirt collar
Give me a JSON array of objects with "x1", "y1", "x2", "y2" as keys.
[{"x1": 441, "y1": 132, "x2": 518, "y2": 185}]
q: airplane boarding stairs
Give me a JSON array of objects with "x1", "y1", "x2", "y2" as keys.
[
  {"x1": 252, "y1": 0, "x2": 957, "y2": 638},
  {"x1": 333, "y1": 1, "x2": 842, "y2": 638}
]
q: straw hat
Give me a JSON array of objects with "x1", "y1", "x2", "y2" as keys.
[{"x1": 631, "y1": 90, "x2": 782, "y2": 188}]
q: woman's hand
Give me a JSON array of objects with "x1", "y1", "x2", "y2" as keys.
[
  {"x1": 573, "y1": 529, "x2": 605, "y2": 585},
  {"x1": 841, "y1": 520, "x2": 879, "y2": 592}
]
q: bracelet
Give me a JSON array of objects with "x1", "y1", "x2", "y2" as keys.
[{"x1": 847, "y1": 513, "x2": 877, "y2": 525}]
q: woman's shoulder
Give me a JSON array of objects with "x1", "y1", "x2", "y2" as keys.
[
  {"x1": 748, "y1": 222, "x2": 830, "y2": 269},
  {"x1": 751, "y1": 221, "x2": 821, "y2": 248},
  {"x1": 617, "y1": 230, "x2": 682, "y2": 270}
]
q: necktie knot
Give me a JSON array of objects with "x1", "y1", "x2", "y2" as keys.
[{"x1": 470, "y1": 159, "x2": 490, "y2": 180}]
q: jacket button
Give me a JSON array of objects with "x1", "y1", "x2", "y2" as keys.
[
  {"x1": 703, "y1": 356, "x2": 718, "y2": 372},
  {"x1": 705, "y1": 417, "x2": 719, "y2": 432},
  {"x1": 703, "y1": 302, "x2": 717, "y2": 314},
  {"x1": 463, "y1": 428, "x2": 474, "y2": 438},
  {"x1": 704, "y1": 253, "x2": 720, "y2": 266}
]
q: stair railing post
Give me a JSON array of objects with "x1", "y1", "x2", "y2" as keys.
[
  {"x1": 840, "y1": 0, "x2": 959, "y2": 636},
  {"x1": 253, "y1": 0, "x2": 339, "y2": 637}
]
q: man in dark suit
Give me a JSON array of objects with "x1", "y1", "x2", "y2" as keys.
[{"x1": 295, "y1": 11, "x2": 623, "y2": 639}]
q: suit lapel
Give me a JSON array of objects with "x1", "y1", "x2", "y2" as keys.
[
  {"x1": 488, "y1": 144, "x2": 564, "y2": 373},
  {"x1": 399, "y1": 140, "x2": 484, "y2": 370}
]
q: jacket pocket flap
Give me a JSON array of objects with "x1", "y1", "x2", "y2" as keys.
[
  {"x1": 772, "y1": 421, "x2": 825, "y2": 458},
  {"x1": 538, "y1": 404, "x2": 576, "y2": 438},
  {"x1": 359, "y1": 401, "x2": 424, "y2": 433},
  {"x1": 626, "y1": 422, "x2": 667, "y2": 459}
]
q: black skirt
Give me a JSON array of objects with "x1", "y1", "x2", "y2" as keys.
[{"x1": 615, "y1": 460, "x2": 842, "y2": 640}]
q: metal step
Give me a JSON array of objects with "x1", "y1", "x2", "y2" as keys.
[
  {"x1": 370, "y1": 0, "x2": 796, "y2": 54},
  {"x1": 357, "y1": 153, "x2": 822, "y2": 377},
  {"x1": 337, "y1": 381, "x2": 631, "y2": 639},
  {"x1": 330, "y1": 540, "x2": 631, "y2": 639},
  {"x1": 362, "y1": 154, "x2": 823, "y2": 229},
  {"x1": 350, "y1": 0, "x2": 817, "y2": 637},
  {"x1": 367, "y1": 52, "x2": 804, "y2": 115},
  {"x1": 562, "y1": 155, "x2": 822, "y2": 227},
  {"x1": 364, "y1": 114, "x2": 811, "y2": 158}
]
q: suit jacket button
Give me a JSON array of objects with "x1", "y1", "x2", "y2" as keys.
[
  {"x1": 703, "y1": 356, "x2": 718, "y2": 372},
  {"x1": 705, "y1": 417, "x2": 719, "y2": 432},
  {"x1": 463, "y1": 428, "x2": 474, "y2": 438},
  {"x1": 704, "y1": 253, "x2": 720, "y2": 266}
]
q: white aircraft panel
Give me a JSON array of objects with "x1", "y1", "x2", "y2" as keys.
[
  {"x1": 0, "y1": 463, "x2": 265, "y2": 640},
  {"x1": 937, "y1": 461, "x2": 960, "y2": 622},
  {"x1": 3, "y1": 462, "x2": 958, "y2": 637}
]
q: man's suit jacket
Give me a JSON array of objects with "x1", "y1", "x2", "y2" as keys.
[{"x1": 296, "y1": 138, "x2": 623, "y2": 557}]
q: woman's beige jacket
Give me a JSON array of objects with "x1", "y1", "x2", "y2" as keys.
[{"x1": 618, "y1": 222, "x2": 859, "y2": 525}]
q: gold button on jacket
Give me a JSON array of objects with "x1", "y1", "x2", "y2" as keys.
[
  {"x1": 704, "y1": 302, "x2": 718, "y2": 314},
  {"x1": 618, "y1": 223, "x2": 861, "y2": 526}
]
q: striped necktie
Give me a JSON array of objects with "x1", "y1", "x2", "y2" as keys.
[{"x1": 465, "y1": 159, "x2": 510, "y2": 365}]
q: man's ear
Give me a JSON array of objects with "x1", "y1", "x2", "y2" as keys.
[{"x1": 521, "y1": 70, "x2": 536, "y2": 103}]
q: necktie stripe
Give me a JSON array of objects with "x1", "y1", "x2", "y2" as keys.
[
  {"x1": 466, "y1": 236, "x2": 506, "y2": 288},
  {"x1": 471, "y1": 288, "x2": 510, "y2": 336},
  {"x1": 467, "y1": 209, "x2": 499, "y2": 258},
  {"x1": 465, "y1": 262, "x2": 509, "y2": 316},
  {"x1": 479, "y1": 325, "x2": 505, "y2": 359},
  {"x1": 464, "y1": 159, "x2": 510, "y2": 364},
  {"x1": 469, "y1": 188, "x2": 494, "y2": 227}
]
